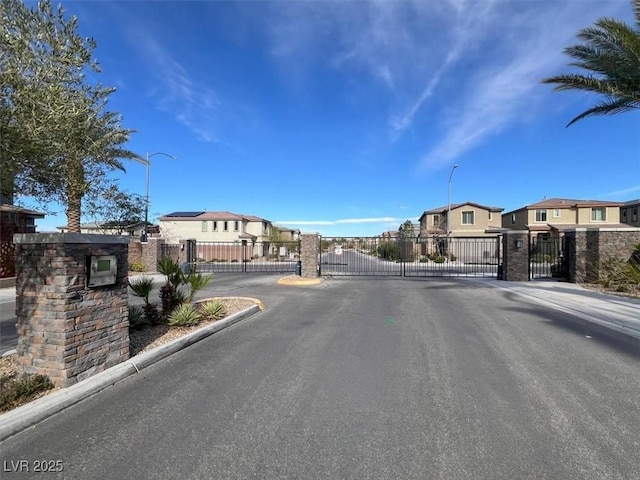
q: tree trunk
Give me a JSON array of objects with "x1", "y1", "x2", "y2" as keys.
[{"x1": 66, "y1": 160, "x2": 84, "y2": 233}]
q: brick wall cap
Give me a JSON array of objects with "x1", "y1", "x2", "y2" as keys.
[{"x1": 14, "y1": 233, "x2": 131, "y2": 245}]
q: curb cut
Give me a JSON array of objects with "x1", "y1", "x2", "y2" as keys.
[{"x1": 0, "y1": 304, "x2": 261, "y2": 442}]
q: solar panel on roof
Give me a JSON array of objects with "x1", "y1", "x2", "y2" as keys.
[{"x1": 164, "y1": 211, "x2": 205, "y2": 217}]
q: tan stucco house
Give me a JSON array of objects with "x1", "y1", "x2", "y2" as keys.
[
  {"x1": 159, "y1": 211, "x2": 273, "y2": 243},
  {"x1": 501, "y1": 198, "x2": 624, "y2": 236},
  {"x1": 621, "y1": 199, "x2": 640, "y2": 227},
  {"x1": 419, "y1": 202, "x2": 504, "y2": 238}
]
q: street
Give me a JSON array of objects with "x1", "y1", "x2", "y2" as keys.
[{"x1": 1, "y1": 277, "x2": 639, "y2": 479}]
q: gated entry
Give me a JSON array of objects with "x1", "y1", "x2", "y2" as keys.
[
  {"x1": 319, "y1": 236, "x2": 501, "y2": 277},
  {"x1": 193, "y1": 240, "x2": 300, "y2": 274},
  {"x1": 529, "y1": 234, "x2": 569, "y2": 280}
]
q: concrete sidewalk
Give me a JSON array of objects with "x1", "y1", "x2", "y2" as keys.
[{"x1": 475, "y1": 278, "x2": 640, "y2": 340}]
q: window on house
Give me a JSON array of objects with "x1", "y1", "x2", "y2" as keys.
[
  {"x1": 213, "y1": 221, "x2": 218, "y2": 231},
  {"x1": 511, "y1": 214, "x2": 515, "y2": 224},
  {"x1": 201, "y1": 221, "x2": 208, "y2": 232},
  {"x1": 633, "y1": 207, "x2": 638, "y2": 222},
  {"x1": 234, "y1": 221, "x2": 239, "y2": 232},
  {"x1": 461, "y1": 211, "x2": 474, "y2": 225},
  {"x1": 535, "y1": 209, "x2": 547, "y2": 222},
  {"x1": 223, "y1": 221, "x2": 228, "y2": 232},
  {"x1": 488, "y1": 212, "x2": 493, "y2": 221},
  {"x1": 591, "y1": 207, "x2": 606, "y2": 222},
  {"x1": 433, "y1": 214, "x2": 440, "y2": 225},
  {"x1": 553, "y1": 209, "x2": 560, "y2": 218}
]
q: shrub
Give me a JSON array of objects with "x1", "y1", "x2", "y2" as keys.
[
  {"x1": 419, "y1": 256, "x2": 428, "y2": 263},
  {"x1": 449, "y1": 254, "x2": 457, "y2": 262},
  {"x1": 200, "y1": 300, "x2": 226, "y2": 320},
  {"x1": 168, "y1": 303, "x2": 201, "y2": 327},
  {"x1": 184, "y1": 272, "x2": 213, "y2": 303},
  {"x1": 230, "y1": 259, "x2": 239, "y2": 263},
  {"x1": 0, "y1": 373, "x2": 54, "y2": 413},
  {"x1": 128, "y1": 306, "x2": 146, "y2": 329},
  {"x1": 432, "y1": 256, "x2": 445, "y2": 263},
  {"x1": 129, "y1": 262, "x2": 147, "y2": 272}
]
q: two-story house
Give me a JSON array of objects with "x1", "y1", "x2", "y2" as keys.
[
  {"x1": 501, "y1": 198, "x2": 624, "y2": 238},
  {"x1": 419, "y1": 202, "x2": 504, "y2": 238},
  {"x1": 621, "y1": 199, "x2": 640, "y2": 227},
  {"x1": 159, "y1": 211, "x2": 273, "y2": 243}
]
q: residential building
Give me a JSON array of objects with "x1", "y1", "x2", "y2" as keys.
[
  {"x1": 1, "y1": 204, "x2": 45, "y2": 280},
  {"x1": 502, "y1": 198, "x2": 624, "y2": 237},
  {"x1": 419, "y1": 202, "x2": 504, "y2": 238},
  {"x1": 621, "y1": 199, "x2": 640, "y2": 227},
  {"x1": 57, "y1": 221, "x2": 157, "y2": 237},
  {"x1": 158, "y1": 211, "x2": 273, "y2": 243},
  {"x1": 272, "y1": 225, "x2": 301, "y2": 241}
]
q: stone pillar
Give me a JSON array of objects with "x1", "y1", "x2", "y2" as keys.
[
  {"x1": 142, "y1": 237, "x2": 165, "y2": 272},
  {"x1": 14, "y1": 233, "x2": 130, "y2": 387},
  {"x1": 300, "y1": 234, "x2": 319, "y2": 279},
  {"x1": 502, "y1": 230, "x2": 529, "y2": 281}
]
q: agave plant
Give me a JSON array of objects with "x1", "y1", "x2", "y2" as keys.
[
  {"x1": 167, "y1": 303, "x2": 201, "y2": 327},
  {"x1": 200, "y1": 300, "x2": 226, "y2": 320}
]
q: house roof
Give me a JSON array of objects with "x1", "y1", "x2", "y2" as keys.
[
  {"x1": 0, "y1": 204, "x2": 45, "y2": 218},
  {"x1": 159, "y1": 211, "x2": 269, "y2": 222},
  {"x1": 420, "y1": 202, "x2": 504, "y2": 219},
  {"x1": 504, "y1": 197, "x2": 623, "y2": 215},
  {"x1": 623, "y1": 199, "x2": 640, "y2": 206}
]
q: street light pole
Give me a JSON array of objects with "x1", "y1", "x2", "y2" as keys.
[
  {"x1": 447, "y1": 164, "x2": 458, "y2": 236},
  {"x1": 142, "y1": 151, "x2": 177, "y2": 242}
]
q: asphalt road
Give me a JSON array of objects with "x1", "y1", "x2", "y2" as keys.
[{"x1": 2, "y1": 277, "x2": 640, "y2": 479}]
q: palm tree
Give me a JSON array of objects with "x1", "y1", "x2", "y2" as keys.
[{"x1": 542, "y1": 0, "x2": 640, "y2": 126}]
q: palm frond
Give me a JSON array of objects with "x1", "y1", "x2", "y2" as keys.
[{"x1": 566, "y1": 97, "x2": 639, "y2": 127}]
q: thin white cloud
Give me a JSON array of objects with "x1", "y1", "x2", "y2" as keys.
[
  {"x1": 276, "y1": 216, "x2": 417, "y2": 226},
  {"x1": 601, "y1": 185, "x2": 640, "y2": 198},
  {"x1": 417, "y1": 1, "x2": 629, "y2": 172},
  {"x1": 128, "y1": 32, "x2": 220, "y2": 143}
]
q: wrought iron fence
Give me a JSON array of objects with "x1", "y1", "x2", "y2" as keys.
[
  {"x1": 319, "y1": 236, "x2": 501, "y2": 277},
  {"x1": 194, "y1": 240, "x2": 300, "y2": 274}
]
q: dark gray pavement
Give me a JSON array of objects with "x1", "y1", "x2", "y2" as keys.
[{"x1": 1, "y1": 277, "x2": 640, "y2": 479}]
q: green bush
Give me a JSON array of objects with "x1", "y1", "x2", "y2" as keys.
[
  {"x1": 129, "y1": 261, "x2": 147, "y2": 272},
  {"x1": 432, "y1": 256, "x2": 445, "y2": 263},
  {"x1": 449, "y1": 254, "x2": 457, "y2": 262},
  {"x1": 0, "y1": 373, "x2": 54, "y2": 413},
  {"x1": 419, "y1": 256, "x2": 428, "y2": 263},
  {"x1": 168, "y1": 303, "x2": 201, "y2": 327},
  {"x1": 200, "y1": 300, "x2": 226, "y2": 320},
  {"x1": 128, "y1": 306, "x2": 146, "y2": 329}
]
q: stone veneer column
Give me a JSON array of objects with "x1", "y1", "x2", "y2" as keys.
[
  {"x1": 143, "y1": 237, "x2": 165, "y2": 272},
  {"x1": 501, "y1": 230, "x2": 529, "y2": 281},
  {"x1": 14, "y1": 233, "x2": 129, "y2": 387},
  {"x1": 300, "y1": 234, "x2": 319, "y2": 279}
]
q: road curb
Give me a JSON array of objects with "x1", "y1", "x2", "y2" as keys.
[
  {"x1": 277, "y1": 276, "x2": 322, "y2": 286},
  {"x1": 0, "y1": 304, "x2": 261, "y2": 442}
]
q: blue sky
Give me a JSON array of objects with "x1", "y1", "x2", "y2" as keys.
[{"x1": 32, "y1": 0, "x2": 639, "y2": 236}]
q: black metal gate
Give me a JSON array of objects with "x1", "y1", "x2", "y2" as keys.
[
  {"x1": 529, "y1": 234, "x2": 568, "y2": 280},
  {"x1": 194, "y1": 240, "x2": 300, "y2": 274},
  {"x1": 319, "y1": 236, "x2": 501, "y2": 277}
]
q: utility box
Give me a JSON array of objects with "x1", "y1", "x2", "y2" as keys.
[{"x1": 87, "y1": 254, "x2": 117, "y2": 287}]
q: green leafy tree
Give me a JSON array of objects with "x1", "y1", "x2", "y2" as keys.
[
  {"x1": 542, "y1": 0, "x2": 640, "y2": 126},
  {"x1": 0, "y1": 0, "x2": 143, "y2": 230},
  {"x1": 83, "y1": 180, "x2": 146, "y2": 233}
]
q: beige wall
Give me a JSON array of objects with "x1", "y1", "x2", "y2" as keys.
[
  {"x1": 449, "y1": 205, "x2": 500, "y2": 236},
  {"x1": 576, "y1": 206, "x2": 620, "y2": 224}
]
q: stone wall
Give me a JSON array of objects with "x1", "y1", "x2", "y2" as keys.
[
  {"x1": 14, "y1": 233, "x2": 130, "y2": 387},
  {"x1": 127, "y1": 237, "x2": 166, "y2": 272},
  {"x1": 301, "y1": 234, "x2": 319, "y2": 279},
  {"x1": 501, "y1": 231, "x2": 529, "y2": 281},
  {"x1": 504, "y1": 227, "x2": 640, "y2": 283}
]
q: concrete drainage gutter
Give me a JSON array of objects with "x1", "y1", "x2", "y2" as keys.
[{"x1": 0, "y1": 304, "x2": 262, "y2": 442}]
